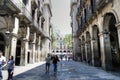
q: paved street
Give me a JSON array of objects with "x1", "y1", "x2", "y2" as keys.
[
  {"x1": 3, "y1": 62, "x2": 45, "y2": 80},
  {"x1": 14, "y1": 61, "x2": 120, "y2": 80}
]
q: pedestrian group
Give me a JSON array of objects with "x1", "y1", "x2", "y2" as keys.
[
  {"x1": 0, "y1": 51, "x2": 60, "y2": 80},
  {"x1": 45, "y1": 53, "x2": 59, "y2": 73},
  {"x1": 0, "y1": 51, "x2": 14, "y2": 80}
]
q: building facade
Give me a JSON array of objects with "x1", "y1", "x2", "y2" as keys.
[
  {"x1": 0, "y1": 0, "x2": 52, "y2": 66},
  {"x1": 71, "y1": 0, "x2": 120, "y2": 70},
  {"x1": 70, "y1": 0, "x2": 80, "y2": 60}
]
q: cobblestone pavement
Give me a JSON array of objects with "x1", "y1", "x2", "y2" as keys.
[{"x1": 14, "y1": 60, "x2": 120, "y2": 80}]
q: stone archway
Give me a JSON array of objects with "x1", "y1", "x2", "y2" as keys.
[
  {"x1": 82, "y1": 36, "x2": 86, "y2": 62},
  {"x1": 92, "y1": 25, "x2": 101, "y2": 67},
  {"x1": 15, "y1": 39, "x2": 21, "y2": 65},
  {"x1": 86, "y1": 31, "x2": 92, "y2": 65},
  {"x1": 103, "y1": 13, "x2": 120, "y2": 69},
  {"x1": 0, "y1": 33, "x2": 5, "y2": 56}
]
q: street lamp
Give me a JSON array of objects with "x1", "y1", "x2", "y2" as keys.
[
  {"x1": 5, "y1": 30, "x2": 10, "y2": 38},
  {"x1": 5, "y1": 30, "x2": 11, "y2": 47},
  {"x1": 5, "y1": 30, "x2": 11, "y2": 59}
]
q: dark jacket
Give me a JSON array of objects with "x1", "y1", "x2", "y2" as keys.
[{"x1": 52, "y1": 56, "x2": 59, "y2": 64}]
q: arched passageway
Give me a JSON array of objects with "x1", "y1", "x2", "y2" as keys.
[
  {"x1": 86, "y1": 31, "x2": 92, "y2": 65},
  {"x1": 92, "y1": 25, "x2": 101, "y2": 67},
  {"x1": 82, "y1": 36, "x2": 86, "y2": 62},
  {"x1": 15, "y1": 40, "x2": 21, "y2": 65},
  {"x1": 0, "y1": 33, "x2": 5, "y2": 56},
  {"x1": 103, "y1": 13, "x2": 120, "y2": 69}
]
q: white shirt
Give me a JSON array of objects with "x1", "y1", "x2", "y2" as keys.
[{"x1": 0, "y1": 56, "x2": 6, "y2": 62}]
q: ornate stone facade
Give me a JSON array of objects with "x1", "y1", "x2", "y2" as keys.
[
  {"x1": 71, "y1": 0, "x2": 120, "y2": 70},
  {"x1": 0, "y1": 0, "x2": 52, "y2": 66}
]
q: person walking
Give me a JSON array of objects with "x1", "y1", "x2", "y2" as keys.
[
  {"x1": 52, "y1": 55, "x2": 59, "y2": 72},
  {"x1": 45, "y1": 53, "x2": 51, "y2": 73},
  {"x1": 0, "y1": 51, "x2": 6, "y2": 80},
  {"x1": 7, "y1": 56, "x2": 14, "y2": 80}
]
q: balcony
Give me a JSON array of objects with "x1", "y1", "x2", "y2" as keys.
[
  {"x1": 44, "y1": 0, "x2": 51, "y2": 6},
  {"x1": 19, "y1": 3, "x2": 32, "y2": 23},
  {"x1": 71, "y1": 0, "x2": 77, "y2": 6},
  {"x1": 31, "y1": 0, "x2": 38, "y2": 9},
  {"x1": 38, "y1": 6, "x2": 42, "y2": 17},
  {"x1": 0, "y1": 0, "x2": 22, "y2": 15},
  {"x1": 43, "y1": 0, "x2": 52, "y2": 16},
  {"x1": 30, "y1": 19, "x2": 39, "y2": 32},
  {"x1": 33, "y1": 19, "x2": 39, "y2": 30},
  {"x1": 97, "y1": 0, "x2": 113, "y2": 11}
]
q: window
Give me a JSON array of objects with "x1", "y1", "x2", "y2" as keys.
[
  {"x1": 90, "y1": 0, "x2": 94, "y2": 13},
  {"x1": 22, "y1": 0, "x2": 28, "y2": 5},
  {"x1": 90, "y1": 0, "x2": 96, "y2": 13},
  {"x1": 81, "y1": 17, "x2": 83, "y2": 27},
  {"x1": 80, "y1": 0, "x2": 83, "y2": 8},
  {"x1": 84, "y1": 8, "x2": 87, "y2": 23}
]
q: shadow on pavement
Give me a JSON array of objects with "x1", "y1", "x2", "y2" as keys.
[{"x1": 14, "y1": 63, "x2": 58, "y2": 80}]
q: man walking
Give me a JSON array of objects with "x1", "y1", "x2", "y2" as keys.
[
  {"x1": 52, "y1": 55, "x2": 59, "y2": 72},
  {"x1": 0, "y1": 51, "x2": 6, "y2": 80}
]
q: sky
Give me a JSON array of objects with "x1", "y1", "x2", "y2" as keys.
[{"x1": 51, "y1": 0, "x2": 71, "y2": 36}]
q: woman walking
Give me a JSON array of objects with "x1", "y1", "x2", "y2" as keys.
[{"x1": 7, "y1": 56, "x2": 14, "y2": 80}]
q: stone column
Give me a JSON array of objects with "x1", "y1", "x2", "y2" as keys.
[
  {"x1": 20, "y1": 27, "x2": 30, "y2": 66},
  {"x1": 81, "y1": 44, "x2": 85, "y2": 62},
  {"x1": 31, "y1": 42, "x2": 35, "y2": 63},
  {"x1": 116, "y1": 22, "x2": 120, "y2": 48},
  {"x1": 90, "y1": 39, "x2": 94, "y2": 66},
  {"x1": 85, "y1": 42, "x2": 91, "y2": 64},
  {"x1": 85, "y1": 43, "x2": 88, "y2": 63},
  {"x1": 8, "y1": 17, "x2": 19, "y2": 60},
  {"x1": 44, "y1": 39, "x2": 49, "y2": 58},
  {"x1": 10, "y1": 34, "x2": 18, "y2": 59},
  {"x1": 37, "y1": 45, "x2": 40, "y2": 62},
  {"x1": 99, "y1": 32, "x2": 112, "y2": 70},
  {"x1": 29, "y1": 42, "x2": 33, "y2": 63},
  {"x1": 20, "y1": 39, "x2": 28, "y2": 66},
  {"x1": 37, "y1": 36, "x2": 41, "y2": 62},
  {"x1": 41, "y1": 38, "x2": 45, "y2": 61},
  {"x1": 31, "y1": 33, "x2": 36, "y2": 63},
  {"x1": 79, "y1": 45, "x2": 82, "y2": 61}
]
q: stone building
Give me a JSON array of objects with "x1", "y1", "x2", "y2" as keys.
[
  {"x1": 0, "y1": 0, "x2": 52, "y2": 66},
  {"x1": 70, "y1": 0, "x2": 80, "y2": 60},
  {"x1": 71, "y1": 0, "x2": 120, "y2": 70}
]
